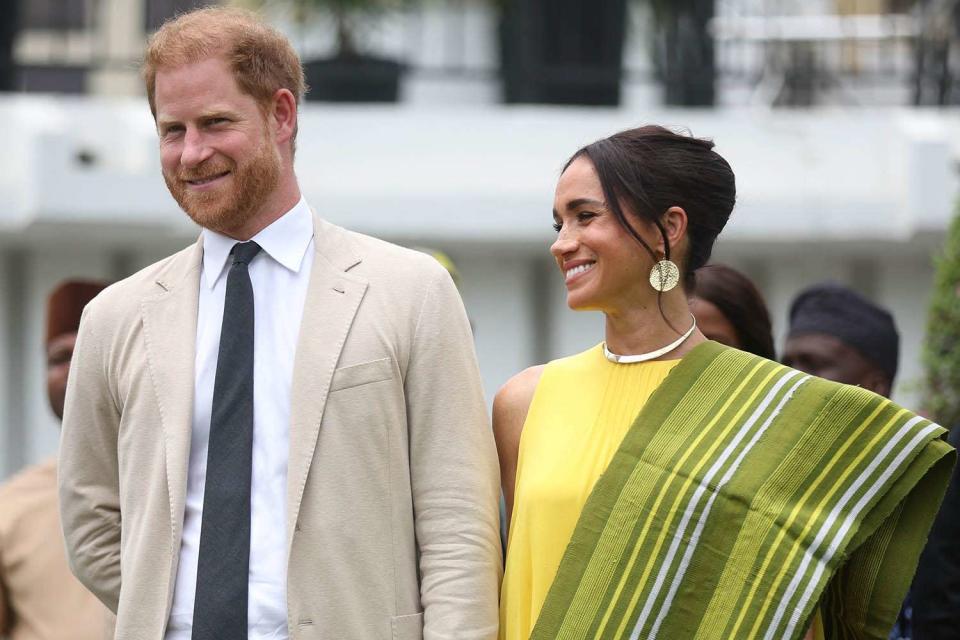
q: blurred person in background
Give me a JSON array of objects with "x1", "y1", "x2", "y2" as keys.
[
  {"x1": 494, "y1": 125, "x2": 953, "y2": 640},
  {"x1": 57, "y1": 7, "x2": 500, "y2": 640},
  {"x1": 0, "y1": 279, "x2": 111, "y2": 640},
  {"x1": 782, "y1": 282, "x2": 898, "y2": 398},
  {"x1": 781, "y1": 282, "x2": 915, "y2": 639},
  {"x1": 912, "y1": 427, "x2": 960, "y2": 639},
  {"x1": 690, "y1": 263, "x2": 776, "y2": 359}
]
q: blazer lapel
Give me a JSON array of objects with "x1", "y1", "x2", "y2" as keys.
[
  {"x1": 140, "y1": 239, "x2": 202, "y2": 560},
  {"x1": 287, "y1": 215, "x2": 367, "y2": 549}
]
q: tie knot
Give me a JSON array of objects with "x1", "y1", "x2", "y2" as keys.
[{"x1": 231, "y1": 241, "x2": 261, "y2": 266}]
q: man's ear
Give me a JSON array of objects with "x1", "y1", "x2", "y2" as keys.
[
  {"x1": 270, "y1": 88, "x2": 297, "y2": 147},
  {"x1": 657, "y1": 206, "x2": 688, "y2": 256}
]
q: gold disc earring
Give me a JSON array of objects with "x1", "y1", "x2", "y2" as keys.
[{"x1": 649, "y1": 259, "x2": 680, "y2": 292}]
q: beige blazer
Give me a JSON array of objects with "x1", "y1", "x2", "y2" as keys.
[{"x1": 58, "y1": 215, "x2": 502, "y2": 639}]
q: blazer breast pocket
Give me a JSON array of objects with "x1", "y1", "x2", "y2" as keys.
[
  {"x1": 391, "y1": 612, "x2": 423, "y2": 640},
  {"x1": 329, "y1": 357, "x2": 395, "y2": 393}
]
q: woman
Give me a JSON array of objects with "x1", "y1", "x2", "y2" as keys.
[
  {"x1": 691, "y1": 263, "x2": 776, "y2": 359},
  {"x1": 495, "y1": 126, "x2": 953, "y2": 640}
]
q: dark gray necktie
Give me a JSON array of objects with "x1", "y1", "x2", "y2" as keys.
[{"x1": 192, "y1": 241, "x2": 261, "y2": 639}]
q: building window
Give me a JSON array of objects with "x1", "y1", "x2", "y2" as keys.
[{"x1": 21, "y1": 0, "x2": 88, "y2": 31}]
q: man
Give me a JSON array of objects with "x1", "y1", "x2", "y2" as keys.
[
  {"x1": 782, "y1": 282, "x2": 898, "y2": 399},
  {"x1": 912, "y1": 424, "x2": 960, "y2": 639},
  {"x1": 58, "y1": 7, "x2": 501, "y2": 639},
  {"x1": 782, "y1": 282, "x2": 910, "y2": 639},
  {"x1": 0, "y1": 279, "x2": 111, "y2": 640}
]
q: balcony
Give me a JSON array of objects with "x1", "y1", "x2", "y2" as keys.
[{"x1": 2, "y1": 1, "x2": 959, "y2": 107}]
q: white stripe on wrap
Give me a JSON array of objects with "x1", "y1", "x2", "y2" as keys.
[
  {"x1": 626, "y1": 368, "x2": 806, "y2": 640},
  {"x1": 764, "y1": 415, "x2": 936, "y2": 640},
  {"x1": 646, "y1": 372, "x2": 810, "y2": 640}
]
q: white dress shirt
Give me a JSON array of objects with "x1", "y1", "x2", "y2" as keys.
[{"x1": 165, "y1": 197, "x2": 314, "y2": 640}]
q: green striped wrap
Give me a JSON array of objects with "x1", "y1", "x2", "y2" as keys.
[{"x1": 530, "y1": 342, "x2": 954, "y2": 640}]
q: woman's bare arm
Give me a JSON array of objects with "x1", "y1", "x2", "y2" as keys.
[{"x1": 492, "y1": 365, "x2": 544, "y2": 540}]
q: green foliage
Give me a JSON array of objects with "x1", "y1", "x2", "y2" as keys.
[{"x1": 923, "y1": 207, "x2": 960, "y2": 428}]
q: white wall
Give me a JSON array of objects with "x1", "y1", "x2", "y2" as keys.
[
  {"x1": 1, "y1": 100, "x2": 957, "y2": 479},
  {"x1": 458, "y1": 251, "x2": 540, "y2": 403},
  {"x1": 0, "y1": 232, "x2": 946, "y2": 480},
  {"x1": 877, "y1": 254, "x2": 938, "y2": 408}
]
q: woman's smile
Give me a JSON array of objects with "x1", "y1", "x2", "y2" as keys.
[{"x1": 563, "y1": 260, "x2": 596, "y2": 285}]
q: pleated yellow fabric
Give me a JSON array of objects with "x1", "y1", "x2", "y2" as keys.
[{"x1": 499, "y1": 344, "x2": 679, "y2": 640}]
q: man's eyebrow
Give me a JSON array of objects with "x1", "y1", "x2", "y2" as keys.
[
  {"x1": 156, "y1": 110, "x2": 239, "y2": 129},
  {"x1": 198, "y1": 110, "x2": 239, "y2": 120}
]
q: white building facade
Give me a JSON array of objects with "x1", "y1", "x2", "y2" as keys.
[
  {"x1": 1, "y1": 99, "x2": 956, "y2": 479},
  {"x1": 1, "y1": 0, "x2": 958, "y2": 479}
]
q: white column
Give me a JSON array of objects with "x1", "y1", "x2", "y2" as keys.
[
  {"x1": 457, "y1": 249, "x2": 540, "y2": 407},
  {"x1": 875, "y1": 253, "x2": 937, "y2": 412},
  {"x1": 88, "y1": 0, "x2": 146, "y2": 96}
]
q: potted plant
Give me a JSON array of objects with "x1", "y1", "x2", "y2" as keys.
[{"x1": 272, "y1": 0, "x2": 406, "y2": 102}]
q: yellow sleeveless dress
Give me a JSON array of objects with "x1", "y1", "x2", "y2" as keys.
[{"x1": 499, "y1": 344, "x2": 680, "y2": 640}]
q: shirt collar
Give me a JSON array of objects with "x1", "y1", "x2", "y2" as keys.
[{"x1": 201, "y1": 196, "x2": 314, "y2": 289}]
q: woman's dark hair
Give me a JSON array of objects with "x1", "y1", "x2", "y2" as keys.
[
  {"x1": 564, "y1": 125, "x2": 736, "y2": 292},
  {"x1": 693, "y1": 263, "x2": 776, "y2": 360}
]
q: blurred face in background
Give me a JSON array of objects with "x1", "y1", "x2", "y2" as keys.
[
  {"x1": 690, "y1": 296, "x2": 741, "y2": 348},
  {"x1": 782, "y1": 332, "x2": 890, "y2": 397},
  {"x1": 47, "y1": 333, "x2": 77, "y2": 421}
]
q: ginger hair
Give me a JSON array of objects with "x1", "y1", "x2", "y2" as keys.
[{"x1": 143, "y1": 7, "x2": 305, "y2": 124}]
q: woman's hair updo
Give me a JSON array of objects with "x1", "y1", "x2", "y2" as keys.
[{"x1": 565, "y1": 125, "x2": 736, "y2": 291}]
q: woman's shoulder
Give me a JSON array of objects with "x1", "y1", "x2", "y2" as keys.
[
  {"x1": 499, "y1": 346, "x2": 604, "y2": 401},
  {"x1": 495, "y1": 365, "x2": 547, "y2": 419},
  {"x1": 492, "y1": 365, "x2": 546, "y2": 462}
]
